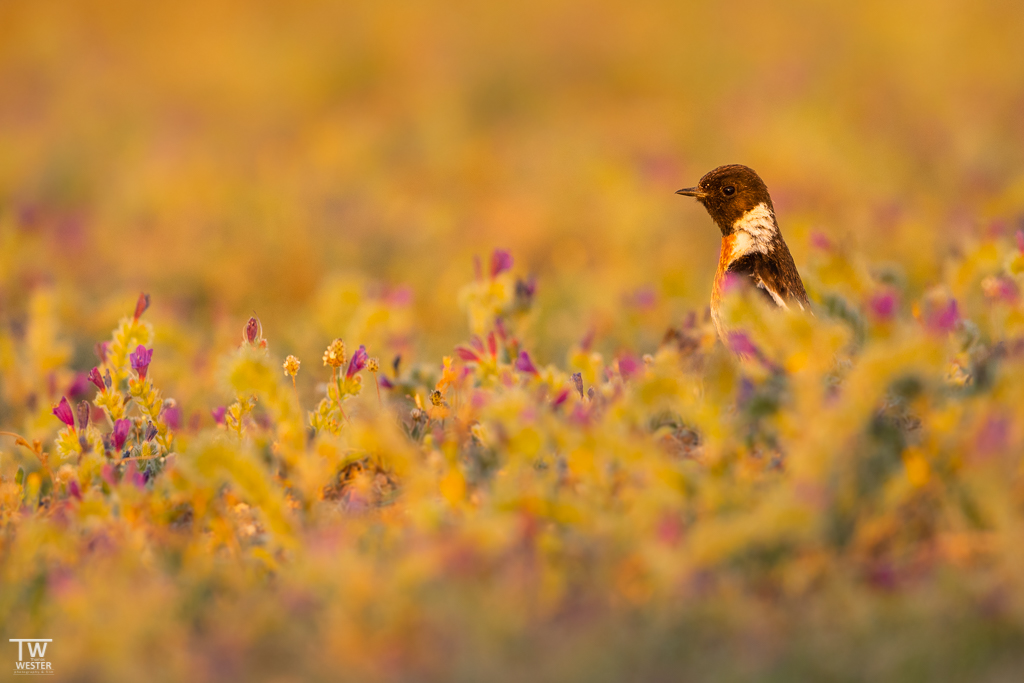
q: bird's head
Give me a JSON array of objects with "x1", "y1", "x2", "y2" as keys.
[{"x1": 677, "y1": 165, "x2": 774, "y2": 236}]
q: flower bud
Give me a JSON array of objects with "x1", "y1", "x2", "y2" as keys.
[
  {"x1": 76, "y1": 401, "x2": 91, "y2": 431},
  {"x1": 133, "y1": 292, "x2": 151, "y2": 321},
  {"x1": 87, "y1": 367, "x2": 105, "y2": 392},
  {"x1": 244, "y1": 316, "x2": 262, "y2": 345},
  {"x1": 112, "y1": 419, "x2": 131, "y2": 452},
  {"x1": 52, "y1": 397, "x2": 75, "y2": 428}
]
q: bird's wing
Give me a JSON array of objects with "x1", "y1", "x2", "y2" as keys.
[
  {"x1": 728, "y1": 251, "x2": 811, "y2": 310},
  {"x1": 726, "y1": 254, "x2": 782, "y2": 307}
]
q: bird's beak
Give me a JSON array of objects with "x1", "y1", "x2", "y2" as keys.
[{"x1": 675, "y1": 186, "x2": 707, "y2": 198}]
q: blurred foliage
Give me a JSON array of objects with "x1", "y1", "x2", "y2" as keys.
[{"x1": 2, "y1": 0, "x2": 1024, "y2": 680}]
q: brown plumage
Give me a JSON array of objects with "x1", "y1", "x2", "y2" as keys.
[{"x1": 677, "y1": 164, "x2": 810, "y2": 340}]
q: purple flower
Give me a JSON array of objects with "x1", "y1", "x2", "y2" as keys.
[
  {"x1": 515, "y1": 277, "x2": 537, "y2": 304},
  {"x1": 52, "y1": 397, "x2": 75, "y2": 428},
  {"x1": 133, "y1": 292, "x2": 151, "y2": 321},
  {"x1": 490, "y1": 249, "x2": 514, "y2": 278},
  {"x1": 211, "y1": 407, "x2": 226, "y2": 426},
  {"x1": 68, "y1": 480, "x2": 82, "y2": 501},
  {"x1": 515, "y1": 351, "x2": 538, "y2": 375},
  {"x1": 67, "y1": 373, "x2": 90, "y2": 399},
  {"x1": 552, "y1": 388, "x2": 570, "y2": 407},
  {"x1": 163, "y1": 405, "x2": 182, "y2": 431},
  {"x1": 379, "y1": 375, "x2": 394, "y2": 389},
  {"x1": 571, "y1": 372, "x2": 584, "y2": 399},
  {"x1": 87, "y1": 367, "x2": 106, "y2": 392},
  {"x1": 727, "y1": 331, "x2": 760, "y2": 358},
  {"x1": 124, "y1": 460, "x2": 145, "y2": 489},
  {"x1": 346, "y1": 345, "x2": 369, "y2": 379},
  {"x1": 95, "y1": 341, "x2": 110, "y2": 364},
  {"x1": 869, "y1": 292, "x2": 897, "y2": 320},
  {"x1": 719, "y1": 272, "x2": 743, "y2": 295},
  {"x1": 737, "y1": 377, "x2": 756, "y2": 405},
  {"x1": 112, "y1": 419, "x2": 131, "y2": 451},
  {"x1": 130, "y1": 345, "x2": 153, "y2": 380},
  {"x1": 927, "y1": 299, "x2": 960, "y2": 333}
]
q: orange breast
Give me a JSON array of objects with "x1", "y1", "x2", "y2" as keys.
[{"x1": 710, "y1": 234, "x2": 739, "y2": 340}]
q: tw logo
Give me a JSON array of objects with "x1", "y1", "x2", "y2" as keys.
[{"x1": 9, "y1": 639, "x2": 53, "y2": 675}]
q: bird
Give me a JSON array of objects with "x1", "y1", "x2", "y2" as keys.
[{"x1": 677, "y1": 164, "x2": 810, "y2": 340}]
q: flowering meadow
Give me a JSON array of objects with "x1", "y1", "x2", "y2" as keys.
[{"x1": 3, "y1": 1, "x2": 1024, "y2": 681}]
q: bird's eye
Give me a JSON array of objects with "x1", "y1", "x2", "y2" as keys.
[{"x1": 722, "y1": 186, "x2": 736, "y2": 196}]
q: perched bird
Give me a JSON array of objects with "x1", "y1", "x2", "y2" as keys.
[{"x1": 677, "y1": 164, "x2": 810, "y2": 340}]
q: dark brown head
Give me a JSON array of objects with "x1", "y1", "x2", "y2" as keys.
[{"x1": 677, "y1": 165, "x2": 775, "y2": 236}]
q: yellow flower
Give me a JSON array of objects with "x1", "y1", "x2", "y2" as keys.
[
  {"x1": 322, "y1": 339, "x2": 346, "y2": 368},
  {"x1": 436, "y1": 356, "x2": 459, "y2": 392},
  {"x1": 367, "y1": 357, "x2": 380, "y2": 373},
  {"x1": 283, "y1": 355, "x2": 301, "y2": 377},
  {"x1": 430, "y1": 389, "x2": 444, "y2": 407}
]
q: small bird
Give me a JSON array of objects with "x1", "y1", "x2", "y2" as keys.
[{"x1": 677, "y1": 164, "x2": 810, "y2": 340}]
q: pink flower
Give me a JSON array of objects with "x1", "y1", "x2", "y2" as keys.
[
  {"x1": 727, "y1": 331, "x2": 760, "y2": 358},
  {"x1": 625, "y1": 287, "x2": 657, "y2": 311},
  {"x1": 346, "y1": 345, "x2": 369, "y2": 379},
  {"x1": 112, "y1": 419, "x2": 131, "y2": 451},
  {"x1": 52, "y1": 397, "x2": 75, "y2": 428},
  {"x1": 67, "y1": 373, "x2": 90, "y2": 399},
  {"x1": 211, "y1": 407, "x2": 226, "y2": 425},
  {"x1": 810, "y1": 231, "x2": 833, "y2": 251},
  {"x1": 981, "y1": 276, "x2": 1019, "y2": 304},
  {"x1": 515, "y1": 351, "x2": 538, "y2": 375},
  {"x1": 490, "y1": 249, "x2": 514, "y2": 278},
  {"x1": 87, "y1": 367, "x2": 106, "y2": 392},
  {"x1": 244, "y1": 316, "x2": 261, "y2": 345},
  {"x1": 163, "y1": 405, "x2": 182, "y2": 431},
  {"x1": 68, "y1": 480, "x2": 82, "y2": 501},
  {"x1": 719, "y1": 272, "x2": 743, "y2": 295},
  {"x1": 130, "y1": 345, "x2": 153, "y2": 380},
  {"x1": 551, "y1": 388, "x2": 570, "y2": 407},
  {"x1": 869, "y1": 292, "x2": 897, "y2": 320},
  {"x1": 456, "y1": 341, "x2": 483, "y2": 363},
  {"x1": 124, "y1": 460, "x2": 146, "y2": 489},
  {"x1": 617, "y1": 355, "x2": 642, "y2": 379},
  {"x1": 495, "y1": 319, "x2": 510, "y2": 343},
  {"x1": 927, "y1": 299, "x2": 960, "y2": 333}
]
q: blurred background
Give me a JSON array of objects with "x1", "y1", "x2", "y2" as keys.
[{"x1": 2, "y1": 0, "x2": 1023, "y2": 405}]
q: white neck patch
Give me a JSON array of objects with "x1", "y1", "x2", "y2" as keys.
[{"x1": 730, "y1": 202, "x2": 777, "y2": 256}]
